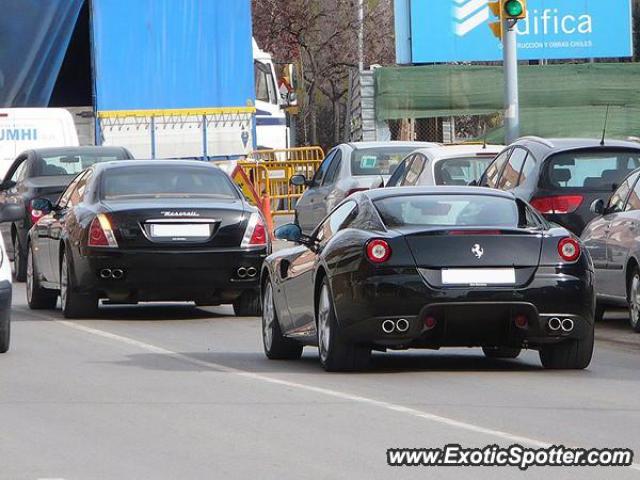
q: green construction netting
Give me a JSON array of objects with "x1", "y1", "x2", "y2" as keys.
[{"x1": 375, "y1": 63, "x2": 640, "y2": 142}]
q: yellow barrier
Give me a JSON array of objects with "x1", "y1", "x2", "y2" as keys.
[{"x1": 238, "y1": 147, "x2": 325, "y2": 216}]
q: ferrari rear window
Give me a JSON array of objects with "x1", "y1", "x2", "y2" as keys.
[
  {"x1": 374, "y1": 194, "x2": 519, "y2": 228},
  {"x1": 100, "y1": 166, "x2": 238, "y2": 200}
]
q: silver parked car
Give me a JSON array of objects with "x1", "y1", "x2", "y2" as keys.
[
  {"x1": 291, "y1": 142, "x2": 435, "y2": 233},
  {"x1": 581, "y1": 166, "x2": 640, "y2": 331}
]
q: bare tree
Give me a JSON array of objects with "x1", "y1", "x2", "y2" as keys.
[{"x1": 253, "y1": 0, "x2": 395, "y2": 149}]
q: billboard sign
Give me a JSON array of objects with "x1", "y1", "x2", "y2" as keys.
[{"x1": 406, "y1": 0, "x2": 633, "y2": 63}]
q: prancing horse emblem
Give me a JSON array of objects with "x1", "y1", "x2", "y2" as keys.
[{"x1": 471, "y1": 244, "x2": 484, "y2": 259}]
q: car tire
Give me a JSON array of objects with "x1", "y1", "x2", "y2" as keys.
[
  {"x1": 539, "y1": 324, "x2": 594, "y2": 370},
  {"x1": 13, "y1": 235, "x2": 27, "y2": 282},
  {"x1": 262, "y1": 279, "x2": 303, "y2": 360},
  {"x1": 233, "y1": 290, "x2": 261, "y2": 316},
  {"x1": 0, "y1": 310, "x2": 9, "y2": 354},
  {"x1": 316, "y1": 279, "x2": 370, "y2": 372},
  {"x1": 26, "y1": 243, "x2": 58, "y2": 310},
  {"x1": 627, "y1": 268, "x2": 640, "y2": 333},
  {"x1": 594, "y1": 302, "x2": 606, "y2": 322},
  {"x1": 60, "y1": 250, "x2": 98, "y2": 319},
  {"x1": 482, "y1": 346, "x2": 521, "y2": 359}
]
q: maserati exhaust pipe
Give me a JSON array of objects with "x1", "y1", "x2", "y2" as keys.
[
  {"x1": 100, "y1": 269, "x2": 112, "y2": 279},
  {"x1": 111, "y1": 269, "x2": 124, "y2": 280},
  {"x1": 561, "y1": 318, "x2": 575, "y2": 333},
  {"x1": 396, "y1": 318, "x2": 410, "y2": 333},
  {"x1": 247, "y1": 267, "x2": 257, "y2": 278},
  {"x1": 381, "y1": 320, "x2": 396, "y2": 334},
  {"x1": 548, "y1": 317, "x2": 562, "y2": 332},
  {"x1": 237, "y1": 267, "x2": 247, "y2": 278}
]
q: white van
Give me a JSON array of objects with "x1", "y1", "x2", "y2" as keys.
[
  {"x1": 253, "y1": 39, "x2": 289, "y2": 150},
  {"x1": 0, "y1": 108, "x2": 79, "y2": 178}
]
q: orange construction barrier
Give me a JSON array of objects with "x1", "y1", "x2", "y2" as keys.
[{"x1": 261, "y1": 193, "x2": 274, "y2": 237}]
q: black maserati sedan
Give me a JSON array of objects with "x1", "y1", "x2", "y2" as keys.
[
  {"x1": 261, "y1": 187, "x2": 595, "y2": 372},
  {"x1": 26, "y1": 160, "x2": 269, "y2": 318}
]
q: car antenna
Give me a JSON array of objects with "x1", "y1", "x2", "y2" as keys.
[
  {"x1": 600, "y1": 104, "x2": 610, "y2": 146},
  {"x1": 482, "y1": 124, "x2": 488, "y2": 150}
]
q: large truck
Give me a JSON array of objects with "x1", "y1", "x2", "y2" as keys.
[{"x1": 0, "y1": 0, "x2": 290, "y2": 159}]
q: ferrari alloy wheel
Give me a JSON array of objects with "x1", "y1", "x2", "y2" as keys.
[
  {"x1": 316, "y1": 279, "x2": 370, "y2": 372},
  {"x1": 262, "y1": 279, "x2": 302, "y2": 360}
]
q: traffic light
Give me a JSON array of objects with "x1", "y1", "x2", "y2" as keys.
[
  {"x1": 488, "y1": 0, "x2": 527, "y2": 38},
  {"x1": 503, "y1": 0, "x2": 527, "y2": 20},
  {"x1": 488, "y1": 1, "x2": 503, "y2": 39}
]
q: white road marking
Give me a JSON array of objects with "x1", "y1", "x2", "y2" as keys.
[{"x1": 53, "y1": 319, "x2": 640, "y2": 472}]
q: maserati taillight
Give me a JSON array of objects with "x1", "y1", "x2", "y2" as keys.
[
  {"x1": 241, "y1": 213, "x2": 268, "y2": 247},
  {"x1": 88, "y1": 214, "x2": 118, "y2": 248}
]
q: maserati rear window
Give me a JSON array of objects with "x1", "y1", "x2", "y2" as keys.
[
  {"x1": 374, "y1": 194, "x2": 519, "y2": 228},
  {"x1": 100, "y1": 166, "x2": 238, "y2": 200}
]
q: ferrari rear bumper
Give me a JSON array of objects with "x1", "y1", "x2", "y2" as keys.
[{"x1": 332, "y1": 266, "x2": 594, "y2": 349}]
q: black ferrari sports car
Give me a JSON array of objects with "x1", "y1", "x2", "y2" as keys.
[
  {"x1": 26, "y1": 160, "x2": 269, "y2": 318},
  {"x1": 261, "y1": 186, "x2": 595, "y2": 371}
]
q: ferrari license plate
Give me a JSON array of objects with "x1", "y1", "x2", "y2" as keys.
[
  {"x1": 150, "y1": 223, "x2": 210, "y2": 238},
  {"x1": 441, "y1": 268, "x2": 516, "y2": 286}
]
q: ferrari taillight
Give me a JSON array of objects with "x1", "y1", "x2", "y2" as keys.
[
  {"x1": 558, "y1": 237, "x2": 580, "y2": 262},
  {"x1": 366, "y1": 239, "x2": 391, "y2": 264},
  {"x1": 88, "y1": 214, "x2": 118, "y2": 248},
  {"x1": 241, "y1": 213, "x2": 268, "y2": 247}
]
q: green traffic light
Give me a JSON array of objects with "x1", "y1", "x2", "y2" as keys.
[{"x1": 504, "y1": 0, "x2": 523, "y2": 17}]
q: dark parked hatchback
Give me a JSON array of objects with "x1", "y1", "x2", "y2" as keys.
[
  {"x1": 0, "y1": 146, "x2": 133, "y2": 281},
  {"x1": 479, "y1": 137, "x2": 640, "y2": 235}
]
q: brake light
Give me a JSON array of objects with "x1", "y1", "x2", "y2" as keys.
[
  {"x1": 347, "y1": 188, "x2": 368, "y2": 197},
  {"x1": 530, "y1": 195, "x2": 583, "y2": 215},
  {"x1": 449, "y1": 230, "x2": 501, "y2": 235},
  {"x1": 366, "y1": 239, "x2": 391, "y2": 263},
  {"x1": 29, "y1": 206, "x2": 45, "y2": 225},
  {"x1": 241, "y1": 213, "x2": 268, "y2": 247},
  {"x1": 88, "y1": 214, "x2": 118, "y2": 248},
  {"x1": 558, "y1": 237, "x2": 580, "y2": 262}
]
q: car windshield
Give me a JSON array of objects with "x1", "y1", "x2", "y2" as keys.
[
  {"x1": 434, "y1": 157, "x2": 495, "y2": 185},
  {"x1": 374, "y1": 194, "x2": 519, "y2": 228},
  {"x1": 34, "y1": 151, "x2": 128, "y2": 176},
  {"x1": 351, "y1": 147, "x2": 414, "y2": 176},
  {"x1": 544, "y1": 150, "x2": 640, "y2": 190},
  {"x1": 100, "y1": 166, "x2": 239, "y2": 200}
]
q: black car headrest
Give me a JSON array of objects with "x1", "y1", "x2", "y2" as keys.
[{"x1": 551, "y1": 168, "x2": 572, "y2": 185}]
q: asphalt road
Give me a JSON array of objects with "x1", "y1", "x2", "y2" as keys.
[{"x1": 1, "y1": 284, "x2": 639, "y2": 480}]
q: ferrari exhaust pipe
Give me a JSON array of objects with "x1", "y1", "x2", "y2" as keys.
[
  {"x1": 381, "y1": 320, "x2": 395, "y2": 334},
  {"x1": 237, "y1": 267, "x2": 247, "y2": 278},
  {"x1": 112, "y1": 269, "x2": 124, "y2": 280},
  {"x1": 247, "y1": 267, "x2": 257, "y2": 278},
  {"x1": 561, "y1": 318, "x2": 574, "y2": 333},
  {"x1": 548, "y1": 317, "x2": 562, "y2": 332},
  {"x1": 100, "y1": 269, "x2": 112, "y2": 279},
  {"x1": 396, "y1": 318, "x2": 410, "y2": 333}
]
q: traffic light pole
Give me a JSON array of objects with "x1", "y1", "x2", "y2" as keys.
[{"x1": 503, "y1": 19, "x2": 520, "y2": 144}]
